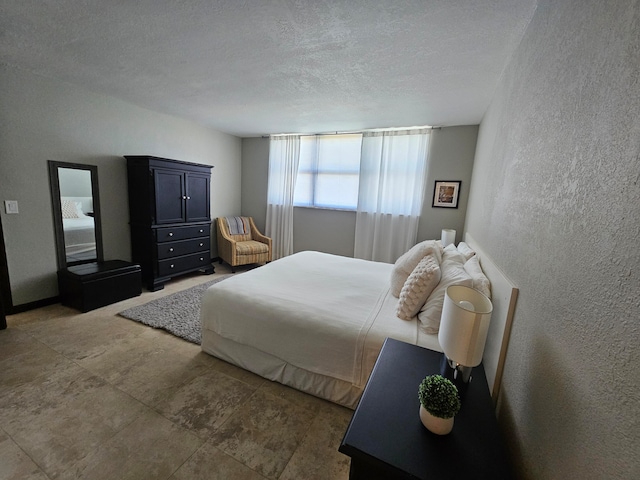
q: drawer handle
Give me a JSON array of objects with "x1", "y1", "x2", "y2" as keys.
[
  {"x1": 168, "y1": 232, "x2": 173, "y2": 237},
  {"x1": 169, "y1": 248, "x2": 174, "y2": 252},
  {"x1": 199, "y1": 229, "x2": 204, "y2": 233},
  {"x1": 199, "y1": 243, "x2": 203, "y2": 247},
  {"x1": 170, "y1": 264, "x2": 174, "y2": 268},
  {"x1": 200, "y1": 257, "x2": 204, "y2": 261}
]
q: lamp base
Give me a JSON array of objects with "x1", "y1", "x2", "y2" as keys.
[{"x1": 439, "y1": 355, "x2": 472, "y2": 397}]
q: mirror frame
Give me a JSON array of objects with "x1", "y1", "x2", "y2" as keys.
[{"x1": 48, "y1": 160, "x2": 104, "y2": 269}]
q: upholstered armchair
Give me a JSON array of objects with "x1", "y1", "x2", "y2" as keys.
[{"x1": 216, "y1": 216, "x2": 272, "y2": 273}]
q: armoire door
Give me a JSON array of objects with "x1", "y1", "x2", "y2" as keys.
[
  {"x1": 185, "y1": 173, "x2": 210, "y2": 222},
  {"x1": 154, "y1": 169, "x2": 186, "y2": 224}
]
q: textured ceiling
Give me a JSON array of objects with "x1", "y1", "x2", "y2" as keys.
[{"x1": 0, "y1": 1, "x2": 537, "y2": 137}]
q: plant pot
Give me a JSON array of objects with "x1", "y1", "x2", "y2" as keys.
[{"x1": 419, "y1": 405, "x2": 454, "y2": 435}]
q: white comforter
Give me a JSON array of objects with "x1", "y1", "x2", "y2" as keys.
[
  {"x1": 62, "y1": 216, "x2": 96, "y2": 254},
  {"x1": 201, "y1": 251, "x2": 440, "y2": 389}
]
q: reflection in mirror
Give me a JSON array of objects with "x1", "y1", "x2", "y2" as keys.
[
  {"x1": 48, "y1": 161, "x2": 104, "y2": 269},
  {"x1": 59, "y1": 168, "x2": 96, "y2": 262}
]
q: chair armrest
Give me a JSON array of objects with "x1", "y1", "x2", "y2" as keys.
[
  {"x1": 217, "y1": 219, "x2": 236, "y2": 242},
  {"x1": 248, "y1": 217, "x2": 272, "y2": 261},
  {"x1": 216, "y1": 218, "x2": 238, "y2": 265},
  {"x1": 252, "y1": 231, "x2": 271, "y2": 246},
  {"x1": 248, "y1": 218, "x2": 271, "y2": 245}
]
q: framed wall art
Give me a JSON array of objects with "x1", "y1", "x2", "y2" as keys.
[{"x1": 432, "y1": 181, "x2": 461, "y2": 208}]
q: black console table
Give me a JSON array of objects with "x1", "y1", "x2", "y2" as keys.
[{"x1": 339, "y1": 338, "x2": 513, "y2": 479}]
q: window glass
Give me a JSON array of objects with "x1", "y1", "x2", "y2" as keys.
[{"x1": 294, "y1": 134, "x2": 362, "y2": 209}]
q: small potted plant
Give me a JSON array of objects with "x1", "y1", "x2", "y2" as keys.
[{"x1": 418, "y1": 374, "x2": 461, "y2": 435}]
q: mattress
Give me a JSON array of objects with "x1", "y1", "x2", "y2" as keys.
[
  {"x1": 62, "y1": 217, "x2": 96, "y2": 254},
  {"x1": 201, "y1": 251, "x2": 441, "y2": 407}
]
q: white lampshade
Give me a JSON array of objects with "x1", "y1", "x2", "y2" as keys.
[
  {"x1": 438, "y1": 285, "x2": 493, "y2": 368},
  {"x1": 441, "y1": 229, "x2": 456, "y2": 248}
]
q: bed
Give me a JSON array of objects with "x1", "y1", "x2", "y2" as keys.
[
  {"x1": 201, "y1": 234, "x2": 518, "y2": 408},
  {"x1": 60, "y1": 196, "x2": 96, "y2": 257}
]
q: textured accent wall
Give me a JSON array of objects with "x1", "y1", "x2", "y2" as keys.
[{"x1": 466, "y1": 1, "x2": 640, "y2": 478}]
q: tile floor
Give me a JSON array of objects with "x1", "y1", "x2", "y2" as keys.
[{"x1": 0, "y1": 265, "x2": 353, "y2": 480}]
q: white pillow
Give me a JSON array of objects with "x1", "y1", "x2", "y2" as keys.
[
  {"x1": 443, "y1": 242, "x2": 457, "y2": 255},
  {"x1": 74, "y1": 201, "x2": 88, "y2": 217},
  {"x1": 464, "y1": 255, "x2": 491, "y2": 298},
  {"x1": 396, "y1": 254, "x2": 441, "y2": 320},
  {"x1": 390, "y1": 240, "x2": 442, "y2": 297},
  {"x1": 61, "y1": 199, "x2": 80, "y2": 219},
  {"x1": 418, "y1": 246, "x2": 473, "y2": 334},
  {"x1": 456, "y1": 241, "x2": 476, "y2": 261}
]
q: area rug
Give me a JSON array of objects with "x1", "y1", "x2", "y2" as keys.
[{"x1": 118, "y1": 275, "x2": 233, "y2": 344}]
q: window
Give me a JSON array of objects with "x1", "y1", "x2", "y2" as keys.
[{"x1": 293, "y1": 134, "x2": 362, "y2": 210}]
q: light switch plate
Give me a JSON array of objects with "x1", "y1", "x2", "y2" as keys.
[{"x1": 4, "y1": 200, "x2": 19, "y2": 214}]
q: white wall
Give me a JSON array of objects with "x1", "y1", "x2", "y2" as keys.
[
  {"x1": 239, "y1": 136, "x2": 270, "y2": 233},
  {"x1": 241, "y1": 125, "x2": 478, "y2": 257},
  {"x1": 417, "y1": 126, "x2": 478, "y2": 243},
  {"x1": 466, "y1": 1, "x2": 640, "y2": 478},
  {"x1": 0, "y1": 65, "x2": 241, "y2": 306}
]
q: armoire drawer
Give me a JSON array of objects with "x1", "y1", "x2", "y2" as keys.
[
  {"x1": 155, "y1": 224, "x2": 210, "y2": 243},
  {"x1": 156, "y1": 237, "x2": 210, "y2": 260},
  {"x1": 157, "y1": 252, "x2": 211, "y2": 277}
]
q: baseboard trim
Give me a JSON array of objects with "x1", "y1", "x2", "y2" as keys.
[
  {"x1": 8, "y1": 258, "x2": 222, "y2": 315},
  {"x1": 7, "y1": 296, "x2": 60, "y2": 315}
]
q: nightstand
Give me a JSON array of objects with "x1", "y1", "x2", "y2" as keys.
[{"x1": 339, "y1": 338, "x2": 512, "y2": 479}]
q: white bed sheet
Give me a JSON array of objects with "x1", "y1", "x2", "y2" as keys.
[
  {"x1": 63, "y1": 216, "x2": 94, "y2": 230},
  {"x1": 200, "y1": 251, "x2": 441, "y2": 406},
  {"x1": 62, "y1": 216, "x2": 96, "y2": 253}
]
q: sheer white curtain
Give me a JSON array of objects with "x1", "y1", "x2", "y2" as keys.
[
  {"x1": 354, "y1": 129, "x2": 431, "y2": 263},
  {"x1": 266, "y1": 135, "x2": 301, "y2": 260}
]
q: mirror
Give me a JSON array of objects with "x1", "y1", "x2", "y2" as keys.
[{"x1": 48, "y1": 160, "x2": 104, "y2": 269}]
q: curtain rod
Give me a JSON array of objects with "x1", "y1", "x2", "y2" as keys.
[{"x1": 261, "y1": 125, "x2": 441, "y2": 138}]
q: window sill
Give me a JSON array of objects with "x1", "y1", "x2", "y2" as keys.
[{"x1": 294, "y1": 205, "x2": 356, "y2": 213}]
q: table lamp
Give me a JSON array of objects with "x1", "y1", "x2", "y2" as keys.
[
  {"x1": 441, "y1": 229, "x2": 456, "y2": 248},
  {"x1": 438, "y1": 285, "x2": 493, "y2": 385}
]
